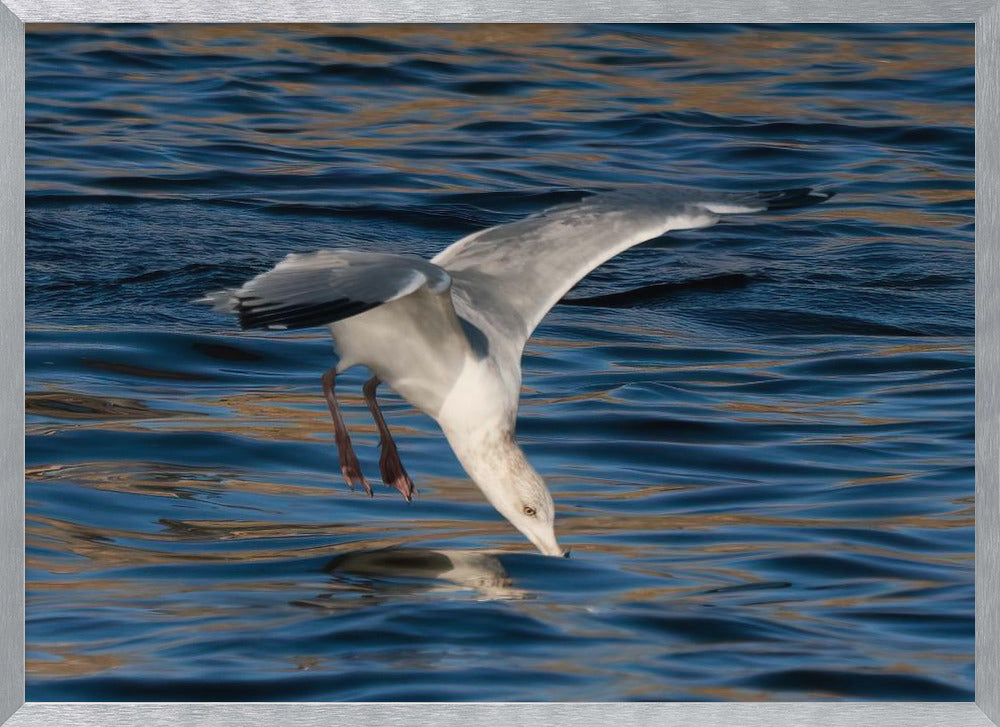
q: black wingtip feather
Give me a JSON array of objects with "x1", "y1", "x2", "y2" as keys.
[
  {"x1": 758, "y1": 187, "x2": 836, "y2": 211},
  {"x1": 236, "y1": 297, "x2": 380, "y2": 331}
]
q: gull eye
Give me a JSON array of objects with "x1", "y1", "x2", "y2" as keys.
[{"x1": 523, "y1": 505, "x2": 536, "y2": 517}]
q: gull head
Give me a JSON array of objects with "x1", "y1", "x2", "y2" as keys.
[
  {"x1": 483, "y1": 464, "x2": 566, "y2": 558},
  {"x1": 441, "y1": 420, "x2": 567, "y2": 557}
]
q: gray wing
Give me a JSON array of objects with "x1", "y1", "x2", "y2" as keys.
[
  {"x1": 200, "y1": 249, "x2": 452, "y2": 330},
  {"x1": 433, "y1": 185, "x2": 833, "y2": 350}
]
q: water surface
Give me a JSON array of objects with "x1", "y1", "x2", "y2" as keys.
[{"x1": 26, "y1": 23, "x2": 974, "y2": 701}]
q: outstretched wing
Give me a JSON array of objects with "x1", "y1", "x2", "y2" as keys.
[
  {"x1": 434, "y1": 185, "x2": 833, "y2": 349},
  {"x1": 200, "y1": 249, "x2": 452, "y2": 330}
]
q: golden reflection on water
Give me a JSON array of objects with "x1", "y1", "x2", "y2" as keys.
[
  {"x1": 30, "y1": 332, "x2": 969, "y2": 440},
  {"x1": 27, "y1": 22, "x2": 972, "y2": 202},
  {"x1": 26, "y1": 326, "x2": 973, "y2": 579},
  {"x1": 27, "y1": 390, "x2": 178, "y2": 421},
  {"x1": 27, "y1": 648, "x2": 127, "y2": 681},
  {"x1": 27, "y1": 468, "x2": 972, "y2": 569}
]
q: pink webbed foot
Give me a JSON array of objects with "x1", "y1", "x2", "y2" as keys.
[
  {"x1": 364, "y1": 375, "x2": 416, "y2": 503},
  {"x1": 322, "y1": 367, "x2": 373, "y2": 497},
  {"x1": 379, "y1": 442, "x2": 416, "y2": 502},
  {"x1": 339, "y1": 445, "x2": 373, "y2": 497}
]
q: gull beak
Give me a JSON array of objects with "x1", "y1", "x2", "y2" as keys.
[{"x1": 527, "y1": 530, "x2": 567, "y2": 558}]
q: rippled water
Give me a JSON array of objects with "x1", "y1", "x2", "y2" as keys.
[{"x1": 25, "y1": 23, "x2": 974, "y2": 701}]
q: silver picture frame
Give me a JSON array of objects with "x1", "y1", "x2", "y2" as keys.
[{"x1": 2, "y1": 3, "x2": 996, "y2": 725}]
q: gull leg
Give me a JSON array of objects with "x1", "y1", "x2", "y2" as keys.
[
  {"x1": 363, "y1": 376, "x2": 416, "y2": 502},
  {"x1": 321, "y1": 368, "x2": 372, "y2": 496}
]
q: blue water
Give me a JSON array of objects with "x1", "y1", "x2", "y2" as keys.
[{"x1": 25, "y1": 23, "x2": 974, "y2": 701}]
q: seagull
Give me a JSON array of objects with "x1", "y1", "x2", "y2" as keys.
[{"x1": 200, "y1": 184, "x2": 834, "y2": 557}]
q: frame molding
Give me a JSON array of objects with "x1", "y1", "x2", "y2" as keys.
[
  {"x1": 976, "y1": 5, "x2": 1000, "y2": 725},
  {"x1": 3, "y1": 5, "x2": 996, "y2": 726},
  {"x1": 0, "y1": 1, "x2": 24, "y2": 725},
  {"x1": 3, "y1": 1, "x2": 999, "y2": 22},
  {"x1": 2, "y1": 703, "x2": 1000, "y2": 726}
]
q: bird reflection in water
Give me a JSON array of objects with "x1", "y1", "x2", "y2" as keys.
[{"x1": 300, "y1": 548, "x2": 529, "y2": 605}]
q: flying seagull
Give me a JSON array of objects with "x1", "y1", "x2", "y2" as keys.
[{"x1": 201, "y1": 184, "x2": 834, "y2": 557}]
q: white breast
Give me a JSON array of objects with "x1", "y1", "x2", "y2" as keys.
[
  {"x1": 437, "y1": 354, "x2": 518, "y2": 437},
  {"x1": 328, "y1": 291, "x2": 473, "y2": 418}
]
